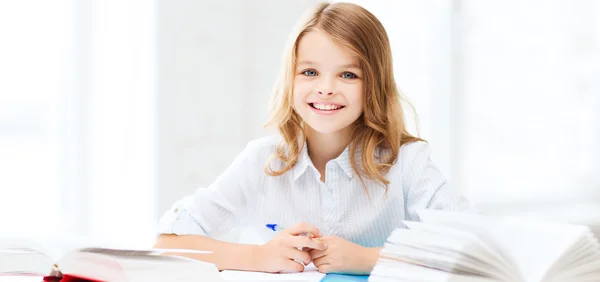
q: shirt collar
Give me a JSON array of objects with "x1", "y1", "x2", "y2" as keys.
[
  {"x1": 334, "y1": 145, "x2": 357, "y2": 179},
  {"x1": 292, "y1": 143, "x2": 314, "y2": 180},
  {"x1": 292, "y1": 142, "x2": 363, "y2": 180}
]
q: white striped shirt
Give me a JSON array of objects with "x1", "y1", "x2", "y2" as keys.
[{"x1": 157, "y1": 135, "x2": 469, "y2": 247}]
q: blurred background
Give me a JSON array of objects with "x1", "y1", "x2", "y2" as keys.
[{"x1": 0, "y1": 0, "x2": 599, "y2": 246}]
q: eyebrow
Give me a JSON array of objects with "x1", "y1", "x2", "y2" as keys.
[{"x1": 296, "y1": 60, "x2": 361, "y2": 69}]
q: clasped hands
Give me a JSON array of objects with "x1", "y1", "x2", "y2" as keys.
[{"x1": 253, "y1": 222, "x2": 379, "y2": 275}]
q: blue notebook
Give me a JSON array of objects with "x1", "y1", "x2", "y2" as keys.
[{"x1": 320, "y1": 273, "x2": 369, "y2": 281}]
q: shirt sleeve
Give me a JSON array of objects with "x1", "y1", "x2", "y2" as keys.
[
  {"x1": 156, "y1": 140, "x2": 263, "y2": 238},
  {"x1": 402, "y1": 141, "x2": 471, "y2": 221}
]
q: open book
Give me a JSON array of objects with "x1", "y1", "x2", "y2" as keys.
[
  {"x1": 370, "y1": 210, "x2": 600, "y2": 282},
  {"x1": 0, "y1": 233, "x2": 222, "y2": 281}
]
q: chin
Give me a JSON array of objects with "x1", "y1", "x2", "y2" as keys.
[{"x1": 305, "y1": 122, "x2": 350, "y2": 135}]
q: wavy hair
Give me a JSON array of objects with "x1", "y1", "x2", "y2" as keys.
[{"x1": 264, "y1": 2, "x2": 422, "y2": 188}]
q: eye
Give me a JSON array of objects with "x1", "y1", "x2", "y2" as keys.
[
  {"x1": 302, "y1": 69, "x2": 318, "y2": 76},
  {"x1": 341, "y1": 72, "x2": 358, "y2": 79}
]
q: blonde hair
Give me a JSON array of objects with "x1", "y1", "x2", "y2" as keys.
[{"x1": 264, "y1": 2, "x2": 422, "y2": 188}]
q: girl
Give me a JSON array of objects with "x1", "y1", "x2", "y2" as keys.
[{"x1": 154, "y1": 1, "x2": 468, "y2": 275}]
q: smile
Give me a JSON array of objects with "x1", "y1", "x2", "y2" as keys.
[
  {"x1": 308, "y1": 103, "x2": 345, "y2": 111},
  {"x1": 308, "y1": 102, "x2": 345, "y2": 115}
]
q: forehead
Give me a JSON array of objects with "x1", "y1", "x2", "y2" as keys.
[{"x1": 295, "y1": 28, "x2": 359, "y2": 66}]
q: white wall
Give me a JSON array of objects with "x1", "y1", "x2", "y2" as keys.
[
  {"x1": 342, "y1": 0, "x2": 458, "y2": 190},
  {"x1": 342, "y1": 0, "x2": 600, "y2": 234},
  {"x1": 1, "y1": 0, "x2": 598, "y2": 242},
  {"x1": 156, "y1": 1, "x2": 600, "y2": 231},
  {"x1": 156, "y1": 0, "x2": 318, "y2": 219}
]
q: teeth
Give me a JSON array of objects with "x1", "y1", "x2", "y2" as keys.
[{"x1": 313, "y1": 103, "x2": 341, "y2": 110}]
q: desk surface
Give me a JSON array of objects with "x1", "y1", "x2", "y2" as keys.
[
  {"x1": 0, "y1": 274, "x2": 369, "y2": 282},
  {"x1": 0, "y1": 277, "x2": 41, "y2": 282}
]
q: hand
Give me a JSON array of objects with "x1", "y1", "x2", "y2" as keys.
[
  {"x1": 253, "y1": 222, "x2": 328, "y2": 273},
  {"x1": 309, "y1": 236, "x2": 380, "y2": 275}
]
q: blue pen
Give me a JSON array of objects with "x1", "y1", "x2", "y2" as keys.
[{"x1": 266, "y1": 224, "x2": 316, "y2": 238}]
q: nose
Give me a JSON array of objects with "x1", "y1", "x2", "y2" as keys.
[{"x1": 316, "y1": 77, "x2": 335, "y2": 96}]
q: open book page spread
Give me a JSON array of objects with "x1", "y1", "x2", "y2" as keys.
[
  {"x1": 0, "y1": 234, "x2": 61, "y2": 276},
  {"x1": 417, "y1": 209, "x2": 600, "y2": 280},
  {"x1": 371, "y1": 259, "x2": 501, "y2": 282},
  {"x1": 57, "y1": 251, "x2": 222, "y2": 282},
  {"x1": 0, "y1": 232, "x2": 212, "y2": 258},
  {"x1": 76, "y1": 247, "x2": 212, "y2": 256},
  {"x1": 0, "y1": 232, "x2": 122, "y2": 262},
  {"x1": 489, "y1": 216, "x2": 600, "y2": 282},
  {"x1": 416, "y1": 210, "x2": 517, "y2": 268},
  {"x1": 378, "y1": 226, "x2": 515, "y2": 281},
  {"x1": 370, "y1": 210, "x2": 600, "y2": 282},
  {"x1": 1, "y1": 232, "x2": 218, "y2": 281},
  {"x1": 401, "y1": 221, "x2": 514, "y2": 275},
  {"x1": 0, "y1": 251, "x2": 56, "y2": 276},
  {"x1": 220, "y1": 264, "x2": 325, "y2": 281}
]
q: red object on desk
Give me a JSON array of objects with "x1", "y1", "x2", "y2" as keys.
[{"x1": 43, "y1": 275, "x2": 104, "y2": 282}]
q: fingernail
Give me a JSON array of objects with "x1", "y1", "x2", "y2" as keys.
[{"x1": 323, "y1": 243, "x2": 328, "y2": 249}]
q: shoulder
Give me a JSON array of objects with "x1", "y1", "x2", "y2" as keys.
[
  {"x1": 235, "y1": 134, "x2": 282, "y2": 164},
  {"x1": 398, "y1": 140, "x2": 431, "y2": 163},
  {"x1": 244, "y1": 134, "x2": 281, "y2": 155},
  {"x1": 385, "y1": 140, "x2": 432, "y2": 179}
]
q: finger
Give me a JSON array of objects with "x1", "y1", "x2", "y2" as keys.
[
  {"x1": 281, "y1": 259, "x2": 305, "y2": 273},
  {"x1": 317, "y1": 263, "x2": 333, "y2": 273},
  {"x1": 286, "y1": 236, "x2": 327, "y2": 251},
  {"x1": 285, "y1": 222, "x2": 321, "y2": 237},
  {"x1": 285, "y1": 248, "x2": 311, "y2": 265},
  {"x1": 309, "y1": 248, "x2": 327, "y2": 260},
  {"x1": 313, "y1": 256, "x2": 328, "y2": 267}
]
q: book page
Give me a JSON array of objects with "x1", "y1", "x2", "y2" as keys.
[
  {"x1": 0, "y1": 231, "x2": 118, "y2": 261},
  {"x1": 0, "y1": 252, "x2": 55, "y2": 276},
  {"x1": 489, "y1": 216, "x2": 592, "y2": 281},
  {"x1": 547, "y1": 233, "x2": 600, "y2": 276},
  {"x1": 416, "y1": 209, "x2": 598, "y2": 281},
  {"x1": 78, "y1": 247, "x2": 212, "y2": 256},
  {"x1": 57, "y1": 251, "x2": 222, "y2": 282},
  {"x1": 416, "y1": 210, "x2": 515, "y2": 267},
  {"x1": 402, "y1": 221, "x2": 512, "y2": 269},
  {"x1": 370, "y1": 258, "x2": 501, "y2": 282},
  {"x1": 220, "y1": 264, "x2": 325, "y2": 281},
  {"x1": 381, "y1": 226, "x2": 512, "y2": 281}
]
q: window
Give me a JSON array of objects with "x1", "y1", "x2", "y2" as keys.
[
  {"x1": 337, "y1": 1, "x2": 600, "y2": 207},
  {"x1": 457, "y1": 1, "x2": 600, "y2": 204},
  {"x1": 0, "y1": 1, "x2": 157, "y2": 247},
  {"x1": 0, "y1": 1, "x2": 72, "y2": 234}
]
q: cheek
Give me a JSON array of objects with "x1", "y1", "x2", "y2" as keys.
[
  {"x1": 347, "y1": 85, "x2": 364, "y2": 110},
  {"x1": 292, "y1": 88, "x2": 303, "y2": 110},
  {"x1": 292, "y1": 81, "x2": 310, "y2": 106}
]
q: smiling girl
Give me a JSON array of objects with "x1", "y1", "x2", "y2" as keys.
[{"x1": 154, "y1": 1, "x2": 468, "y2": 275}]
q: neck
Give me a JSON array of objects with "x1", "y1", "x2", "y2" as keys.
[{"x1": 305, "y1": 125, "x2": 353, "y2": 169}]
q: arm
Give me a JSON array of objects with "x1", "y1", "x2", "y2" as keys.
[
  {"x1": 155, "y1": 223, "x2": 327, "y2": 272},
  {"x1": 153, "y1": 141, "x2": 259, "y2": 270},
  {"x1": 153, "y1": 140, "x2": 327, "y2": 272},
  {"x1": 402, "y1": 142, "x2": 471, "y2": 221},
  {"x1": 154, "y1": 234, "x2": 258, "y2": 271}
]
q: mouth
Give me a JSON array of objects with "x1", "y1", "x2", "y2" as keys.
[{"x1": 308, "y1": 103, "x2": 346, "y2": 111}]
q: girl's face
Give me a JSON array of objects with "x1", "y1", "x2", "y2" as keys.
[{"x1": 292, "y1": 28, "x2": 364, "y2": 135}]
